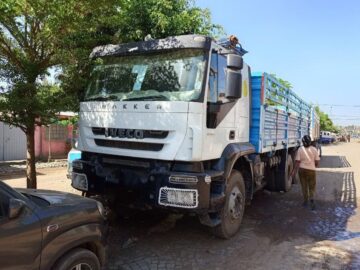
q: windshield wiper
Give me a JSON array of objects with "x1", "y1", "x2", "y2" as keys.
[
  {"x1": 85, "y1": 95, "x2": 119, "y2": 101},
  {"x1": 123, "y1": 95, "x2": 169, "y2": 101}
]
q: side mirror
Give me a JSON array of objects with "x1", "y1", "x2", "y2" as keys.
[
  {"x1": 227, "y1": 54, "x2": 243, "y2": 70},
  {"x1": 225, "y1": 54, "x2": 243, "y2": 99},
  {"x1": 225, "y1": 70, "x2": 242, "y2": 99},
  {"x1": 9, "y1": 198, "x2": 25, "y2": 219}
]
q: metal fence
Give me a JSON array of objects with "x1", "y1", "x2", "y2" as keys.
[{"x1": 0, "y1": 122, "x2": 26, "y2": 161}]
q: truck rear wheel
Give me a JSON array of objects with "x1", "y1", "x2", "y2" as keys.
[
  {"x1": 213, "y1": 170, "x2": 246, "y2": 239},
  {"x1": 276, "y1": 155, "x2": 293, "y2": 192},
  {"x1": 265, "y1": 166, "x2": 277, "y2": 191}
]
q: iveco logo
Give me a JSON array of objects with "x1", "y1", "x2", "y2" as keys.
[{"x1": 105, "y1": 128, "x2": 144, "y2": 139}]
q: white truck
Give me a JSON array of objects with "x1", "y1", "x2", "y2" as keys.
[{"x1": 71, "y1": 35, "x2": 319, "y2": 238}]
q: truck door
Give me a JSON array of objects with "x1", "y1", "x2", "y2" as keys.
[
  {"x1": 0, "y1": 189, "x2": 42, "y2": 270},
  {"x1": 204, "y1": 50, "x2": 249, "y2": 160},
  {"x1": 204, "y1": 52, "x2": 236, "y2": 158}
]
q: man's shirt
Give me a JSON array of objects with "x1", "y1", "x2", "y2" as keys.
[{"x1": 295, "y1": 146, "x2": 320, "y2": 170}]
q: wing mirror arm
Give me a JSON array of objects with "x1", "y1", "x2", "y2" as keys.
[{"x1": 9, "y1": 198, "x2": 25, "y2": 219}]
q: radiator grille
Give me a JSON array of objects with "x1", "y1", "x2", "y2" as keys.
[
  {"x1": 92, "y1": 127, "x2": 168, "y2": 139},
  {"x1": 94, "y1": 139, "x2": 164, "y2": 151}
]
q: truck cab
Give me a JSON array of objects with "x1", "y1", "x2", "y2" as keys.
[{"x1": 76, "y1": 35, "x2": 249, "y2": 163}]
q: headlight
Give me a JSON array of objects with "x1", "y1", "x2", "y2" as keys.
[
  {"x1": 71, "y1": 173, "x2": 88, "y2": 191},
  {"x1": 158, "y1": 187, "x2": 198, "y2": 208}
]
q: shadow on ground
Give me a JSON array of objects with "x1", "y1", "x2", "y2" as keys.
[
  {"x1": 319, "y1": 155, "x2": 351, "y2": 168},
  {"x1": 104, "y1": 166, "x2": 359, "y2": 269}
]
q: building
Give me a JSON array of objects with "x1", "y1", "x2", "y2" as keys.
[
  {"x1": 0, "y1": 122, "x2": 26, "y2": 161},
  {"x1": 0, "y1": 112, "x2": 77, "y2": 161}
]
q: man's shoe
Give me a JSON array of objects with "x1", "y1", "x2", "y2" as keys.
[
  {"x1": 310, "y1": 200, "x2": 316, "y2": 210},
  {"x1": 302, "y1": 201, "x2": 308, "y2": 208}
]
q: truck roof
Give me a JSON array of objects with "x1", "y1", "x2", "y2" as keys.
[{"x1": 90, "y1": 35, "x2": 213, "y2": 58}]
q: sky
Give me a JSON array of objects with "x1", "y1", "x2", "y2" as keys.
[{"x1": 196, "y1": 0, "x2": 360, "y2": 126}]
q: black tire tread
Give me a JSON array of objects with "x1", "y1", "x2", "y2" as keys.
[
  {"x1": 213, "y1": 170, "x2": 246, "y2": 239},
  {"x1": 276, "y1": 155, "x2": 293, "y2": 192},
  {"x1": 53, "y1": 248, "x2": 100, "y2": 270}
]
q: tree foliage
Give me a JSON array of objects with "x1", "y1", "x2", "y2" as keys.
[
  {"x1": 315, "y1": 106, "x2": 339, "y2": 133},
  {"x1": 270, "y1": 74, "x2": 339, "y2": 132},
  {"x1": 270, "y1": 73, "x2": 293, "y2": 89},
  {"x1": 0, "y1": 0, "x2": 221, "y2": 188},
  {"x1": 60, "y1": 0, "x2": 223, "y2": 110},
  {"x1": 0, "y1": 0, "x2": 121, "y2": 188},
  {"x1": 115, "y1": 0, "x2": 222, "y2": 42},
  {"x1": 0, "y1": 0, "x2": 121, "y2": 128}
]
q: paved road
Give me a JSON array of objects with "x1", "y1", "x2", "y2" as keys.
[{"x1": 4, "y1": 141, "x2": 360, "y2": 270}]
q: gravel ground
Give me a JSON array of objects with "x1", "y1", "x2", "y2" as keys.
[{"x1": 3, "y1": 141, "x2": 360, "y2": 270}]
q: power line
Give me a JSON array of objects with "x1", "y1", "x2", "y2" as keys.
[
  {"x1": 331, "y1": 118, "x2": 360, "y2": 121},
  {"x1": 327, "y1": 114, "x2": 360, "y2": 117},
  {"x1": 318, "y1": 104, "x2": 360, "y2": 107}
]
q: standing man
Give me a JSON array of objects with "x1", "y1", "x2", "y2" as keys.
[{"x1": 291, "y1": 135, "x2": 320, "y2": 210}]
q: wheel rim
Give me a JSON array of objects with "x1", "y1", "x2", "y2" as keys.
[
  {"x1": 227, "y1": 186, "x2": 244, "y2": 221},
  {"x1": 71, "y1": 263, "x2": 92, "y2": 270}
]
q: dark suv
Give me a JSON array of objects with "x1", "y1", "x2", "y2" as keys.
[{"x1": 0, "y1": 181, "x2": 106, "y2": 270}]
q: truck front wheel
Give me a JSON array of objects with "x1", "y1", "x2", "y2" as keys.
[{"x1": 213, "y1": 170, "x2": 246, "y2": 239}]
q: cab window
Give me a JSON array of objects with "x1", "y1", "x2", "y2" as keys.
[
  {"x1": 208, "y1": 52, "x2": 218, "y2": 103},
  {"x1": 207, "y1": 52, "x2": 227, "y2": 103},
  {"x1": 218, "y1": 55, "x2": 227, "y2": 97}
]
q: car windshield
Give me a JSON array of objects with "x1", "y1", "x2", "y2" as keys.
[{"x1": 84, "y1": 49, "x2": 206, "y2": 102}]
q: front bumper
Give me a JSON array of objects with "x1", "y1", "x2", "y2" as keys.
[{"x1": 72, "y1": 158, "x2": 224, "y2": 213}]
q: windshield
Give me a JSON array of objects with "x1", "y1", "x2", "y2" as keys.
[{"x1": 84, "y1": 49, "x2": 206, "y2": 102}]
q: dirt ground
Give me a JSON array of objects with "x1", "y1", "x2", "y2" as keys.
[
  {"x1": 1, "y1": 167, "x2": 80, "y2": 194},
  {"x1": 3, "y1": 141, "x2": 360, "y2": 270}
]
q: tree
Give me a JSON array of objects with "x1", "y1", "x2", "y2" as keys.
[
  {"x1": 269, "y1": 75, "x2": 339, "y2": 133},
  {"x1": 270, "y1": 73, "x2": 293, "y2": 89},
  {"x1": 0, "y1": 0, "x2": 221, "y2": 188},
  {"x1": 115, "y1": 0, "x2": 222, "y2": 42},
  {"x1": 60, "y1": 0, "x2": 223, "y2": 109},
  {"x1": 315, "y1": 106, "x2": 339, "y2": 133},
  {"x1": 0, "y1": 0, "x2": 119, "y2": 188}
]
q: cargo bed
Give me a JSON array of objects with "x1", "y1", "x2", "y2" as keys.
[{"x1": 250, "y1": 72, "x2": 312, "y2": 153}]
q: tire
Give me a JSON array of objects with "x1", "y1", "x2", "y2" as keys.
[
  {"x1": 265, "y1": 166, "x2": 277, "y2": 191},
  {"x1": 53, "y1": 248, "x2": 100, "y2": 270},
  {"x1": 213, "y1": 170, "x2": 246, "y2": 239},
  {"x1": 276, "y1": 155, "x2": 293, "y2": 192}
]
